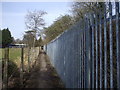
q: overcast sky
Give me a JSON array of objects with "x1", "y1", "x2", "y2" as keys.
[{"x1": 1, "y1": 2, "x2": 72, "y2": 39}]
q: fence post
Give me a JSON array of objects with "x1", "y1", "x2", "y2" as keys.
[
  {"x1": 84, "y1": 17, "x2": 90, "y2": 88},
  {"x1": 104, "y1": 4, "x2": 107, "y2": 88},
  {"x1": 81, "y1": 34, "x2": 84, "y2": 88},
  {"x1": 109, "y1": 2, "x2": 113, "y2": 88},
  {"x1": 28, "y1": 47, "x2": 30, "y2": 72},
  {"x1": 99, "y1": 13, "x2": 103, "y2": 88},
  {"x1": 91, "y1": 13, "x2": 95, "y2": 88},
  {"x1": 83, "y1": 18, "x2": 85, "y2": 88},
  {"x1": 20, "y1": 47, "x2": 24, "y2": 87},
  {"x1": 88, "y1": 17, "x2": 91, "y2": 88},
  {"x1": 3, "y1": 48, "x2": 9, "y2": 89},
  {"x1": 95, "y1": 14, "x2": 98, "y2": 88},
  {"x1": 116, "y1": 2, "x2": 120, "y2": 88},
  {"x1": 80, "y1": 37, "x2": 82, "y2": 88},
  {"x1": 89, "y1": 15, "x2": 92, "y2": 89}
]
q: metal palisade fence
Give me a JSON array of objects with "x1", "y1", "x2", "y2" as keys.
[{"x1": 46, "y1": 2, "x2": 120, "y2": 88}]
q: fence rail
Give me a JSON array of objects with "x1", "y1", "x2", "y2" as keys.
[{"x1": 46, "y1": 2, "x2": 120, "y2": 88}]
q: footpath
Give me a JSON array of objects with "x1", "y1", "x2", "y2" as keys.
[{"x1": 24, "y1": 51, "x2": 65, "y2": 88}]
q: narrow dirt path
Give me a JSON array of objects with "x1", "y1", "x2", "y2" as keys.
[{"x1": 24, "y1": 51, "x2": 65, "y2": 88}]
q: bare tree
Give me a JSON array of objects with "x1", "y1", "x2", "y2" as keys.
[
  {"x1": 25, "y1": 10, "x2": 47, "y2": 37},
  {"x1": 23, "y1": 31, "x2": 35, "y2": 48}
]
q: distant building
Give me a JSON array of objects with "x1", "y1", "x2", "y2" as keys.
[{"x1": 7, "y1": 44, "x2": 27, "y2": 48}]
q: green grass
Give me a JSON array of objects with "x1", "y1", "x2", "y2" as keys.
[
  {"x1": 0, "y1": 48, "x2": 21, "y2": 60},
  {"x1": 0, "y1": 48, "x2": 4, "y2": 59},
  {"x1": 0, "y1": 47, "x2": 39, "y2": 68},
  {"x1": 9, "y1": 48, "x2": 21, "y2": 61},
  {"x1": 0, "y1": 48, "x2": 21, "y2": 66}
]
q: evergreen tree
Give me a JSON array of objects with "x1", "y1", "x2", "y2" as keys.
[{"x1": 2, "y1": 28, "x2": 13, "y2": 47}]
